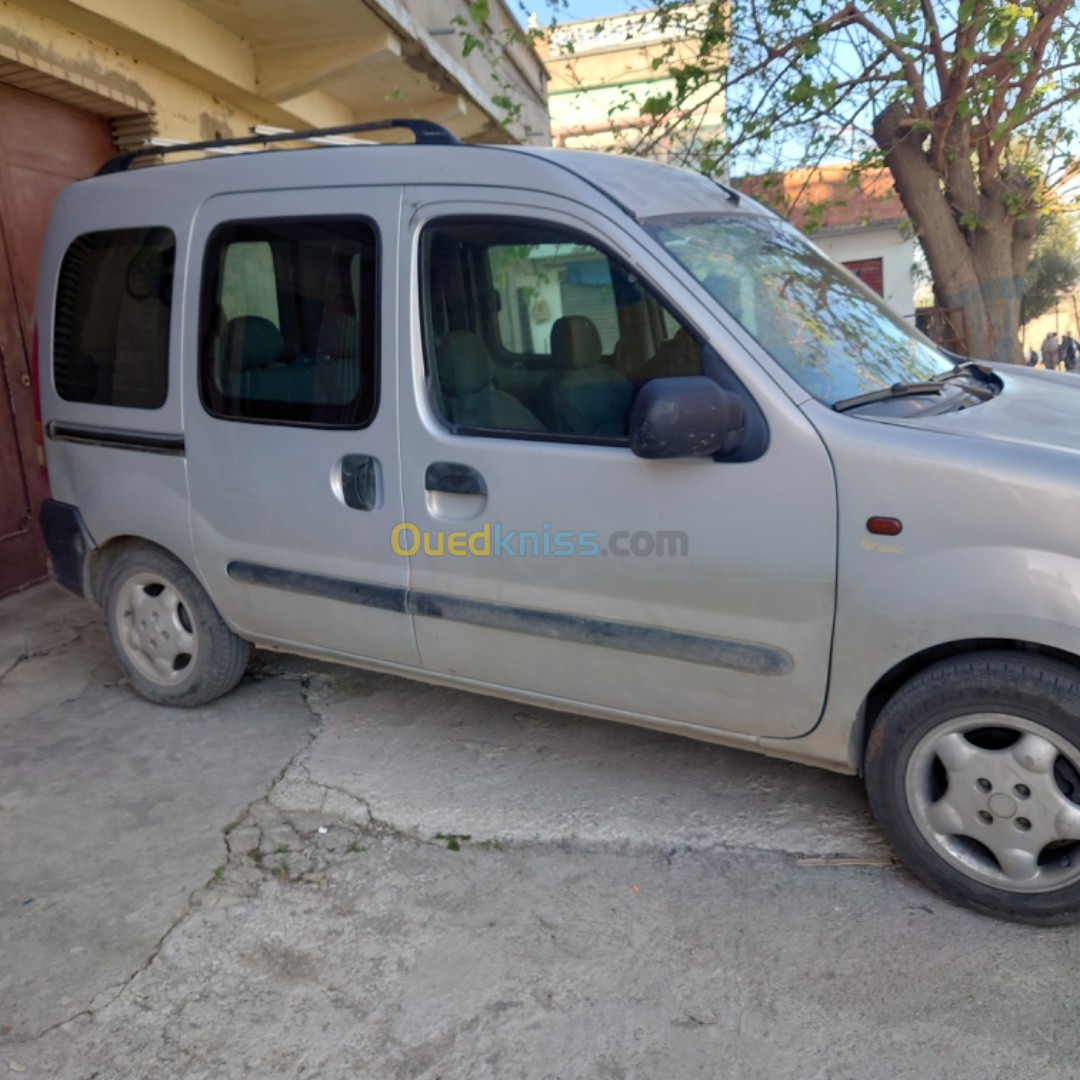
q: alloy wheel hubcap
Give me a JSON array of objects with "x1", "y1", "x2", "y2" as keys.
[
  {"x1": 906, "y1": 714, "x2": 1080, "y2": 893},
  {"x1": 115, "y1": 573, "x2": 197, "y2": 686}
]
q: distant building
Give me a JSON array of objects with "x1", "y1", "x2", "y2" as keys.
[
  {"x1": 736, "y1": 164, "x2": 916, "y2": 322},
  {"x1": 0, "y1": 0, "x2": 548, "y2": 595},
  {"x1": 538, "y1": 4, "x2": 724, "y2": 166}
]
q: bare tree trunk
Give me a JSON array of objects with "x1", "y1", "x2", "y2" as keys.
[{"x1": 873, "y1": 102, "x2": 1031, "y2": 363}]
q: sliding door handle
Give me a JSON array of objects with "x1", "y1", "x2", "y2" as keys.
[{"x1": 339, "y1": 454, "x2": 380, "y2": 511}]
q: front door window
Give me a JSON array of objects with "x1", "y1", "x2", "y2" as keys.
[{"x1": 422, "y1": 220, "x2": 702, "y2": 440}]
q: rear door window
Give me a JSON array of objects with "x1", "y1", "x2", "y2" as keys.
[
  {"x1": 200, "y1": 218, "x2": 378, "y2": 428},
  {"x1": 54, "y1": 227, "x2": 175, "y2": 408}
]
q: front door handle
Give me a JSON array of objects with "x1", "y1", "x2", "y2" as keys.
[
  {"x1": 425, "y1": 462, "x2": 487, "y2": 496},
  {"x1": 424, "y1": 462, "x2": 487, "y2": 522}
]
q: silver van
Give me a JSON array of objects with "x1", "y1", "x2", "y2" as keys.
[{"x1": 34, "y1": 120, "x2": 1080, "y2": 923}]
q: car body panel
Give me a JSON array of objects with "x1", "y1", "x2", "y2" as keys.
[
  {"x1": 36, "y1": 186, "x2": 195, "y2": 574},
  {"x1": 786, "y1": 396, "x2": 1080, "y2": 769},
  {"x1": 33, "y1": 141, "x2": 1080, "y2": 776},
  {"x1": 396, "y1": 187, "x2": 838, "y2": 739},
  {"x1": 180, "y1": 186, "x2": 420, "y2": 668}
]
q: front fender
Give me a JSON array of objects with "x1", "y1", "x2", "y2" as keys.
[{"x1": 801, "y1": 544, "x2": 1080, "y2": 770}]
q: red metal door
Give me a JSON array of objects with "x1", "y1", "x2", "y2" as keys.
[
  {"x1": 0, "y1": 82, "x2": 114, "y2": 596},
  {"x1": 842, "y1": 257, "x2": 884, "y2": 297}
]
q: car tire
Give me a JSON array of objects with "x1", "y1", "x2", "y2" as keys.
[
  {"x1": 865, "y1": 651, "x2": 1080, "y2": 924},
  {"x1": 103, "y1": 543, "x2": 251, "y2": 707}
]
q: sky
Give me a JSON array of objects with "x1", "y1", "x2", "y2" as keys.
[
  {"x1": 524, "y1": 1, "x2": 643, "y2": 23},
  {"x1": 559, "y1": 1, "x2": 638, "y2": 16}
]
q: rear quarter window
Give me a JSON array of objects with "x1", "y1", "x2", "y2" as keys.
[{"x1": 53, "y1": 227, "x2": 175, "y2": 409}]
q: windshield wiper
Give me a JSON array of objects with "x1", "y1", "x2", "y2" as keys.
[
  {"x1": 938, "y1": 362, "x2": 998, "y2": 399},
  {"x1": 832, "y1": 381, "x2": 946, "y2": 412}
]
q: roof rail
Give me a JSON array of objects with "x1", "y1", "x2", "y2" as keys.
[
  {"x1": 96, "y1": 118, "x2": 462, "y2": 175},
  {"x1": 251, "y1": 124, "x2": 378, "y2": 146}
]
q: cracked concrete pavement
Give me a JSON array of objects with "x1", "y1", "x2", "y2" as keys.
[{"x1": 2, "y1": 583, "x2": 1079, "y2": 1078}]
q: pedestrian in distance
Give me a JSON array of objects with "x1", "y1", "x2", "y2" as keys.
[
  {"x1": 1062, "y1": 332, "x2": 1078, "y2": 373},
  {"x1": 1028, "y1": 348, "x2": 1039, "y2": 367},
  {"x1": 1042, "y1": 331, "x2": 1060, "y2": 370}
]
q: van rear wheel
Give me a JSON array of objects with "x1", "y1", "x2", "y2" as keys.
[
  {"x1": 865, "y1": 652, "x2": 1080, "y2": 924},
  {"x1": 103, "y1": 544, "x2": 251, "y2": 707}
]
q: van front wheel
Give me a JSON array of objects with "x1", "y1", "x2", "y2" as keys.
[
  {"x1": 865, "y1": 652, "x2": 1080, "y2": 924},
  {"x1": 103, "y1": 544, "x2": 251, "y2": 707}
]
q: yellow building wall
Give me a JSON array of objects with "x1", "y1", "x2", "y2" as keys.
[
  {"x1": 0, "y1": 1, "x2": 282, "y2": 143},
  {"x1": 1, "y1": 0, "x2": 549, "y2": 149},
  {"x1": 543, "y1": 19, "x2": 722, "y2": 162}
]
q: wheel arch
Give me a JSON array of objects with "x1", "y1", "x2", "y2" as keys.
[
  {"x1": 858, "y1": 638, "x2": 1080, "y2": 766},
  {"x1": 87, "y1": 535, "x2": 197, "y2": 606}
]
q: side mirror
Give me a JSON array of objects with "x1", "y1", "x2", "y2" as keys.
[{"x1": 629, "y1": 377, "x2": 746, "y2": 459}]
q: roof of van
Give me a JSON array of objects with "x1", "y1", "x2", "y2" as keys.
[{"x1": 75, "y1": 144, "x2": 770, "y2": 224}]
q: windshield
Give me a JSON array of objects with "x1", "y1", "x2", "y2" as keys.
[{"x1": 646, "y1": 212, "x2": 952, "y2": 405}]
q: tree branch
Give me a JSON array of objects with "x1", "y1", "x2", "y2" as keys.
[
  {"x1": 845, "y1": 10, "x2": 930, "y2": 119},
  {"x1": 919, "y1": 0, "x2": 950, "y2": 91}
]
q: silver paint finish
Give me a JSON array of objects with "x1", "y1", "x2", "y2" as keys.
[
  {"x1": 37, "y1": 178, "x2": 196, "y2": 578},
  {"x1": 34, "y1": 141, "x2": 1080, "y2": 776},
  {"x1": 182, "y1": 187, "x2": 420, "y2": 668},
  {"x1": 791, "y1": 384, "x2": 1080, "y2": 771},
  {"x1": 398, "y1": 189, "x2": 837, "y2": 739}
]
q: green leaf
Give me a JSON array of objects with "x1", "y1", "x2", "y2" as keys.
[
  {"x1": 641, "y1": 93, "x2": 674, "y2": 117},
  {"x1": 788, "y1": 74, "x2": 816, "y2": 104}
]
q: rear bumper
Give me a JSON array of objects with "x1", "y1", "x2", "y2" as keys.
[{"x1": 39, "y1": 499, "x2": 96, "y2": 600}]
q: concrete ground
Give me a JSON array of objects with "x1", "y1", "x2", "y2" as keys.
[{"x1": 1, "y1": 584, "x2": 1077, "y2": 1078}]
